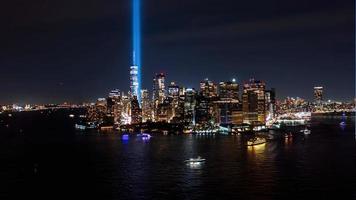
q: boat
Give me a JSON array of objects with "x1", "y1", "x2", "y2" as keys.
[
  {"x1": 247, "y1": 137, "x2": 266, "y2": 146},
  {"x1": 75, "y1": 124, "x2": 86, "y2": 130},
  {"x1": 136, "y1": 133, "x2": 152, "y2": 141},
  {"x1": 141, "y1": 133, "x2": 152, "y2": 140},
  {"x1": 185, "y1": 156, "x2": 206, "y2": 164},
  {"x1": 302, "y1": 127, "x2": 311, "y2": 135},
  {"x1": 75, "y1": 122, "x2": 98, "y2": 130},
  {"x1": 122, "y1": 134, "x2": 129, "y2": 140}
]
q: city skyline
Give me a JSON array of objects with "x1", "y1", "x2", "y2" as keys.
[
  {"x1": 2, "y1": 1, "x2": 356, "y2": 199},
  {"x1": 1, "y1": 0, "x2": 354, "y2": 104}
]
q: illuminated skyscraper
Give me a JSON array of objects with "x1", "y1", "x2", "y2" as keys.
[
  {"x1": 219, "y1": 79, "x2": 239, "y2": 100},
  {"x1": 168, "y1": 82, "x2": 180, "y2": 119},
  {"x1": 130, "y1": 0, "x2": 141, "y2": 102},
  {"x1": 121, "y1": 93, "x2": 131, "y2": 124},
  {"x1": 130, "y1": 66, "x2": 139, "y2": 98},
  {"x1": 141, "y1": 89, "x2": 152, "y2": 122},
  {"x1": 242, "y1": 79, "x2": 266, "y2": 124},
  {"x1": 107, "y1": 89, "x2": 122, "y2": 124},
  {"x1": 184, "y1": 88, "x2": 196, "y2": 126},
  {"x1": 131, "y1": 96, "x2": 142, "y2": 124},
  {"x1": 265, "y1": 88, "x2": 276, "y2": 119},
  {"x1": 156, "y1": 98, "x2": 173, "y2": 122},
  {"x1": 195, "y1": 95, "x2": 210, "y2": 125},
  {"x1": 314, "y1": 86, "x2": 323, "y2": 103},
  {"x1": 170, "y1": 86, "x2": 186, "y2": 123},
  {"x1": 168, "y1": 82, "x2": 180, "y2": 99},
  {"x1": 153, "y1": 73, "x2": 166, "y2": 108},
  {"x1": 153, "y1": 73, "x2": 166, "y2": 121},
  {"x1": 200, "y1": 78, "x2": 218, "y2": 98},
  {"x1": 215, "y1": 79, "x2": 242, "y2": 125},
  {"x1": 215, "y1": 99, "x2": 242, "y2": 125}
]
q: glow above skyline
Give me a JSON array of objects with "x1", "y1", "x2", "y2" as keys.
[{"x1": 132, "y1": 0, "x2": 141, "y2": 103}]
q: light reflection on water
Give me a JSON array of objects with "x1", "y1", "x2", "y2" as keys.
[
  {"x1": 186, "y1": 162, "x2": 204, "y2": 169},
  {"x1": 247, "y1": 143, "x2": 266, "y2": 154},
  {"x1": 20, "y1": 116, "x2": 356, "y2": 199}
]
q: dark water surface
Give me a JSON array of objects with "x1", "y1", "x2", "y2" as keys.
[{"x1": 1, "y1": 110, "x2": 356, "y2": 199}]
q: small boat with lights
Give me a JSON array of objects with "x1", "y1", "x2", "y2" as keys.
[
  {"x1": 136, "y1": 133, "x2": 152, "y2": 141},
  {"x1": 247, "y1": 137, "x2": 266, "y2": 146},
  {"x1": 122, "y1": 134, "x2": 129, "y2": 140},
  {"x1": 302, "y1": 127, "x2": 311, "y2": 135},
  {"x1": 141, "y1": 133, "x2": 152, "y2": 140},
  {"x1": 185, "y1": 156, "x2": 206, "y2": 164}
]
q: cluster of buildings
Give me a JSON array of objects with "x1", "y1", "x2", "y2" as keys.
[
  {"x1": 82, "y1": 0, "x2": 274, "y2": 132},
  {"x1": 75, "y1": 0, "x2": 352, "y2": 132},
  {"x1": 87, "y1": 73, "x2": 276, "y2": 132},
  {"x1": 0, "y1": 103, "x2": 82, "y2": 113},
  {"x1": 276, "y1": 87, "x2": 355, "y2": 115},
  {"x1": 3, "y1": 2, "x2": 354, "y2": 133},
  {"x1": 84, "y1": 74, "x2": 356, "y2": 132}
]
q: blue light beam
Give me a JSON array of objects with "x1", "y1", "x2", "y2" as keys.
[{"x1": 133, "y1": 0, "x2": 141, "y2": 103}]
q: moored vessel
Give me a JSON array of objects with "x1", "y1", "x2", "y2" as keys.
[
  {"x1": 247, "y1": 137, "x2": 266, "y2": 146},
  {"x1": 185, "y1": 156, "x2": 206, "y2": 164}
]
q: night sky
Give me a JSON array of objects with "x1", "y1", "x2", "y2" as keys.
[{"x1": 1, "y1": 0, "x2": 354, "y2": 104}]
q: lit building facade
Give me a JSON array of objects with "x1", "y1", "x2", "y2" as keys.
[
  {"x1": 131, "y1": 96, "x2": 142, "y2": 124},
  {"x1": 242, "y1": 79, "x2": 266, "y2": 124},
  {"x1": 168, "y1": 82, "x2": 180, "y2": 119},
  {"x1": 130, "y1": 66, "x2": 139, "y2": 98},
  {"x1": 195, "y1": 95, "x2": 210, "y2": 125},
  {"x1": 156, "y1": 98, "x2": 173, "y2": 122},
  {"x1": 219, "y1": 79, "x2": 239, "y2": 100},
  {"x1": 153, "y1": 73, "x2": 166, "y2": 120},
  {"x1": 87, "y1": 98, "x2": 107, "y2": 124},
  {"x1": 141, "y1": 89, "x2": 152, "y2": 122},
  {"x1": 168, "y1": 82, "x2": 180, "y2": 99},
  {"x1": 314, "y1": 86, "x2": 323, "y2": 103},
  {"x1": 265, "y1": 88, "x2": 276, "y2": 119},
  {"x1": 184, "y1": 88, "x2": 196, "y2": 126},
  {"x1": 215, "y1": 99, "x2": 242, "y2": 125},
  {"x1": 170, "y1": 87, "x2": 186, "y2": 123},
  {"x1": 200, "y1": 78, "x2": 218, "y2": 98},
  {"x1": 121, "y1": 93, "x2": 131, "y2": 124},
  {"x1": 107, "y1": 89, "x2": 122, "y2": 124}
]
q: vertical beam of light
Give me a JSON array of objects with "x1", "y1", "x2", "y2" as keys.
[
  {"x1": 133, "y1": 0, "x2": 141, "y2": 103},
  {"x1": 354, "y1": 1, "x2": 356, "y2": 140}
]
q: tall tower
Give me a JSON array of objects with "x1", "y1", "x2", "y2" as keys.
[
  {"x1": 219, "y1": 79, "x2": 239, "y2": 100},
  {"x1": 313, "y1": 86, "x2": 323, "y2": 103},
  {"x1": 141, "y1": 89, "x2": 152, "y2": 122},
  {"x1": 153, "y1": 73, "x2": 166, "y2": 108},
  {"x1": 242, "y1": 79, "x2": 266, "y2": 125},
  {"x1": 200, "y1": 78, "x2": 218, "y2": 98},
  {"x1": 130, "y1": 0, "x2": 141, "y2": 103},
  {"x1": 130, "y1": 66, "x2": 139, "y2": 98}
]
